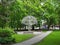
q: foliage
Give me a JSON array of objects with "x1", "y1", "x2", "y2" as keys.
[
  {"x1": 22, "y1": 16, "x2": 37, "y2": 31},
  {"x1": 22, "y1": 16, "x2": 37, "y2": 25},
  {"x1": 0, "y1": 0, "x2": 60, "y2": 29},
  {"x1": 0, "y1": 28, "x2": 15, "y2": 44},
  {"x1": 0, "y1": 17, "x2": 6, "y2": 28}
]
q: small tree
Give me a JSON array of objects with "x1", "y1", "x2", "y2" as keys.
[
  {"x1": 0, "y1": 28, "x2": 15, "y2": 45},
  {"x1": 22, "y1": 16, "x2": 37, "y2": 31}
]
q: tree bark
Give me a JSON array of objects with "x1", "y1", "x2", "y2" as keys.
[
  {"x1": 32, "y1": 25, "x2": 34, "y2": 30},
  {"x1": 47, "y1": 25, "x2": 50, "y2": 30},
  {"x1": 17, "y1": 28, "x2": 18, "y2": 30},
  {"x1": 39, "y1": 24, "x2": 40, "y2": 30},
  {"x1": 25, "y1": 25, "x2": 26, "y2": 30}
]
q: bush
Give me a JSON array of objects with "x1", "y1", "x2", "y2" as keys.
[{"x1": 0, "y1": 28, "x2": 15, "y2": 44}]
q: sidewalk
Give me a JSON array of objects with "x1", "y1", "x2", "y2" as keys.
[{"x1": 13, "y1": 31, "x2": 52, "y2": 45}]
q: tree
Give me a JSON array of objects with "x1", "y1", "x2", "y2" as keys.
[
  {"x1": 9, "y1": 0, "x2": 27, "y2": 30},
  {"x1": 0, "y1": 0, "x2": 15, "y2": 28},
  {"x1": 22, "y1": 16, "x2": 37, "y2": 31},
  {"x1": 41, "y1": 0, "x2": 58, "y2": 30}
]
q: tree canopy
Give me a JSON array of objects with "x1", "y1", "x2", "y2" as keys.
[{"x1": 0, "y1": 0, "x2": 60, "y2": 30}]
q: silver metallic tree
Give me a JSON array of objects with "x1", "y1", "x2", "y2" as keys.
[{"x1": 22, "y1": 16, "x2": 37, "y2": 31}]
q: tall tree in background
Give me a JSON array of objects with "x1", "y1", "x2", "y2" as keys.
[
  {"x1": 0, "y1": 0, "x2": 15, "y2": 28},
  {"x1": 0, "y1": 0, "x2": 60, "y2": 30}
]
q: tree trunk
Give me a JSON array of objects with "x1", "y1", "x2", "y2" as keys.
[
  {"x1": 25, "y1": 25, "x2": 26, "y2": 30},
  {"x1": 32, "y1": 25, "x2": 34, "y2": 30},
  {"x1": 51, "y1": 25, "x2": 53, "y2": 29},
  {"x1": 47, "y1": 25, "x2": 50, "y2": 30},
  {"x1": 39, "y1": 24, "x2": 40, "y2": 30},
  {"x1": 17, "y1": 28, "x2": 18, "y2": 30}
]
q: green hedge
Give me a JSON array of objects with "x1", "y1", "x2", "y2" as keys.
[{"x1": 0, "y1": 28, "x2": 15, "y2": 44}]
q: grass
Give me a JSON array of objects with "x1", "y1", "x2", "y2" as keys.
[
  {"x1": 35, "y1": 31, "x2": 60, "y2": 45},
  {"x1": 12, "y1": 34, "x2": 34, "y2": 43}
]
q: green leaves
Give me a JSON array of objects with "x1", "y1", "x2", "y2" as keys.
[
  {"x1": 0, "y1": 0, "x2": 60, "y2": 29},
  {"x1": 0, "y1": 28, "x2": 15, "y2": 44}
]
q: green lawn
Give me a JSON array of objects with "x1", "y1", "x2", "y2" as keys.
[
  {"x1": 12, "y1": 34, "x2": 34, "y2": 43},
  {"x1": 35, "y1": 31, "x2": 60, "y2": 45}
]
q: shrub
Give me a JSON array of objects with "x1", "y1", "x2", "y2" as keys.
[{"x1": 0, "y1": 28, "x2": 15, "y2": 44}]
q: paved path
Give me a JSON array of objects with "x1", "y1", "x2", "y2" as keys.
[{"x1": 13, "y1": 31, "x2": 52, "y2": 45}]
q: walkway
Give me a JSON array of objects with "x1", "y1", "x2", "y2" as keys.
[{"x1": 13, "y1": 31, "x2": 52, "y2": 45}]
